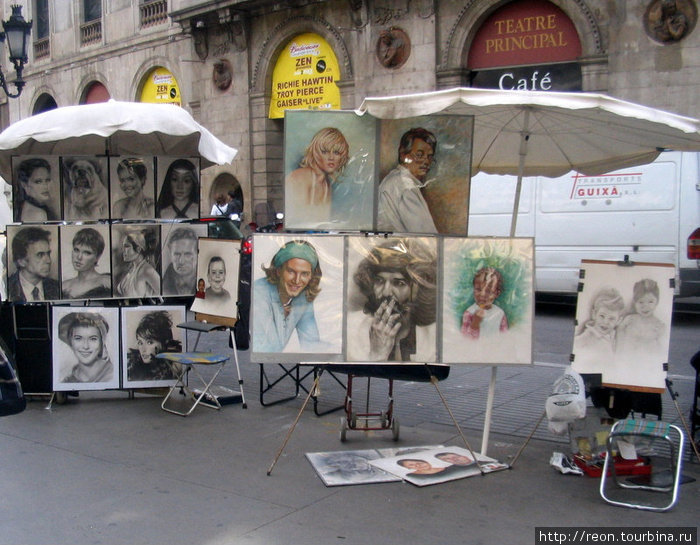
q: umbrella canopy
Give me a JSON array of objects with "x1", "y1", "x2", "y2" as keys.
[
  {"x1": 359, "y1": 87, "x2": 700, "y2": 236},
  {"x1": 0, "y1": 100, "x2": 238, "y2": 178},
  {"x1": 359, "y1": 87, "x2": 700, "y2": 178}
]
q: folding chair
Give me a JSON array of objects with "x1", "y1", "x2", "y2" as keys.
[
  {"x1": 600, "y1": 418, "x2": 685, "y2": 511},
  {"x1": 158, "y1": 351, "x2": 229, "y2": 416}
]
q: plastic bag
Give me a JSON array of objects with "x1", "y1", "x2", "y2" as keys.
[{"x1": 546, "y1": 367, "x2": 585, "y2": 434}]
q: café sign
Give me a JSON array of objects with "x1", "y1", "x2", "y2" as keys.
[{"x1": 470, "y1": 62, "x2": 582, "y2": 91}]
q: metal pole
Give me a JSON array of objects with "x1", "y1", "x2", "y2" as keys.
[{"x1": 510, "y1": 107, "x2": 530, "y2": 237}]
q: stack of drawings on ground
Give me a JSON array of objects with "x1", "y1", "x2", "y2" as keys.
[{"x1": 305, "y1": 445, "x2": 508, "y2": 487}]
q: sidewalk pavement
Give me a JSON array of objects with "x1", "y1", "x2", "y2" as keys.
[{"x1": 1, "y1": 326, "x2": 698, "y2": 545}]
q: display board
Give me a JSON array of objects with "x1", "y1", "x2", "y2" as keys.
[
  {"x1": 283, "y1": 110, "x2": 474, "y2": 235},
  {"x1": 250, "y1": 233, "x2": 535, "y2": 365},
  {"x1": 11, "y1": 154, "x2": 201, "y2": 223},
  {"x1": 571, "y1": 259, "x2": 674, "y2": 392},
  {"x1": 51, "y1": 305, "x2": 187, "y2": 392},
  {"x1": 6, "y1": 222, "x2": 211, "y2": 303}
]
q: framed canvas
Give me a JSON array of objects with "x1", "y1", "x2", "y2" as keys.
[
  {"x1": 155, "y1": 156, "x2": 201, "y2": 219},
  {"x1": 110, "y1": 156, "x2": 156, "y2": 219},
  {"x1": 368, "y1": 446, "x2": 508, "y2": 487},
  {"x1": 571, "y1": 260, "x2": 674, "y2": 392},
  {"x1": 345, "y1": 235, "x2": 438, "y2": 363},
  {"x1": 59, "y1": 223, "x2": 113, "y2": 300},
  {"x1": 52, "y1": 306, "x2": 120, "y2": 391},
  {"x1": 189, "y1": 237, "x2": 240, "y2": 321},
  {"x1": 61, "y1": 156, "x2": 110, "y2": 221},
  {"x1": 160, "y1": 222, "x2": 208, "y2": 297},
  {"x1": 121, "y1": 305, "x2": 186, "y2": 388},
  {"x1": 441, "y1": 237, "x2": 534, "y2": 365},
  {"x1": 6, "y1": 224, "x2": 61, "y2": 303},
  {"x1": 110, "y1": 223, "x2": 162, "y2": 298},
  {"x1": 283, "y1": 110, "x2": 376, "y2": 231},
  {"x1": 250, "y1": 233, "x2": 344, "y2": 362},
  {"x1": 11, "y1": 155, "x2": 62, "y2": 222},
  {"x1": 377, "y1": 115, "x2": 473, "y2": 235}
]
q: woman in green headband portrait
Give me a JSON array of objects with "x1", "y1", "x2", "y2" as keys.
[{"x1": 253, "y1": 239, "x2": 323, "y2": 353}]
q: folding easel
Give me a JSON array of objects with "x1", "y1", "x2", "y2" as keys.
[
  {"x1": 266, "y1": 362, "x2": 487, "y2": 477},
  {"x1": 173, "y1": 311, "x2": 247, "y2": 409}
]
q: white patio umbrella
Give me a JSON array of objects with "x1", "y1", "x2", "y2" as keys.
[
  {"x1": 359, "y1": 87, "x2": 700, "y2": 235},
  {"x1": 359, "y1": 87, "x2": 700, "y2": 454},
  {"x1": 0, "y1": 100, "x2": 237, "y2": 178}
]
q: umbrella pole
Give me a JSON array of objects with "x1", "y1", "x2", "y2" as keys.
[
  {"x1": 509, "y1": 109, "x2": 530, "y2": 237},
  {"x1": 481, "y1": 366, "x2": 498, "y2": 456}
]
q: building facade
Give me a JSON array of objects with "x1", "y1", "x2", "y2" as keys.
[{"x1": 0, "y1": 0, "x2": 697, "y2": 221}]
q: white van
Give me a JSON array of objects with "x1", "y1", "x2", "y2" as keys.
[{"x1": 467, "y1": 151, "x2": 700, "y2": 297}]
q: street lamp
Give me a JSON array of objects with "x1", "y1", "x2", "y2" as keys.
[{"x1": 0, "y1": 5, "x2": 32, "y2": 99}]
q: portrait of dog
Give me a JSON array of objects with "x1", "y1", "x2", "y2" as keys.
[{"x1": 62, "y1": 156, "x2": 110, "y2": 221}]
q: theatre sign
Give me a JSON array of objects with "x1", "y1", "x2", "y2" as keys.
[{"x1": 468, "y1": 0, "x2": 583, "y2": 92}]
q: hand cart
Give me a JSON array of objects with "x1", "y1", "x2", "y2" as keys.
[{"x1": 326, "y1": 363, "x2": 450, "y2": 442}]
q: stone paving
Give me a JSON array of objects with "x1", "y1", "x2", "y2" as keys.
[{"x1": 189, "y1": 304, "x2": 698, "y2": 453}]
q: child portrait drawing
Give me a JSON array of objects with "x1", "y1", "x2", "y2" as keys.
[
  {"x1": 441, "y1": 237, "x2": 534, "y2": 365},
  {"x1": 571, "y1": 261, "x2": 674, "y2": 391},
  {"x1": 573, "y1": 286, "x2": 625, "y2": 374}
]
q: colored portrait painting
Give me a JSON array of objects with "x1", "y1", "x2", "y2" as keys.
[
  {"x1": 377, "y1": 115, "x2": 473, "y2": 236},
  {"x1": 284, "y1": 110, "x2": 376, "y2": 231},
  {"x1": 441, "y1": 237, "x2": 534, "y2": 364},
  {"x1": 251, "y1": 233, "x2": 344, "y2": 362}
]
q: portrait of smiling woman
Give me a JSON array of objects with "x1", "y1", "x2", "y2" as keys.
[
  {"x1": 111, "y1": 157, "x2": 155, "y2": 219},
  {"x1": 52, "y1": 308, "x2": 120, "y2": 391}
]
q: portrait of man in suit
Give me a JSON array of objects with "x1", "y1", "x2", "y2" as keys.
[{"x1": 7, "y1": 225, "x2": 61, "y2": 303}]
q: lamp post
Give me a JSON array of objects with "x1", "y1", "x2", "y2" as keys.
[{"x1": 0, "y1": 5, "x2": 32, "y2": 99}]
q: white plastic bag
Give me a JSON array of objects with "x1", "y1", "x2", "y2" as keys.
[{"x1": 546, "y1": 367, "x2": 586, "y2": 434}]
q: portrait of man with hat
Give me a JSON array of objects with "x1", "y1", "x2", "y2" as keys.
[
  {"x1": 252, "y1": 239, "x2": 324, "y2": 353},
  {"x1": 346, "y1": 236, "x2": 438, "y2": 362}
]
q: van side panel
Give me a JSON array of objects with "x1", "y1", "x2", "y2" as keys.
[
  {"x1": 468, "y1": 152, "x2": 699, "y2": 296},
  {"x1": 678, "y1": 152, "x2": 700, "y2": 296}
]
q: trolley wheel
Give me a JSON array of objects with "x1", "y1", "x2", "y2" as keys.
[
  {"x1": 380, "y1": 412, "x2": 388, "y2": 428},
  {"x1": 349, "y1": 413, "x2": 357, "y2": 429},
  {"x1": 340, "y1": 416, "x2": 348, "y2": 442},
  {"x1": 54, "y1": 392, "x2": 68, "y2": 405},
  {"x1": 391, "y1": 418, "x2": 400, "y2": 441}
]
